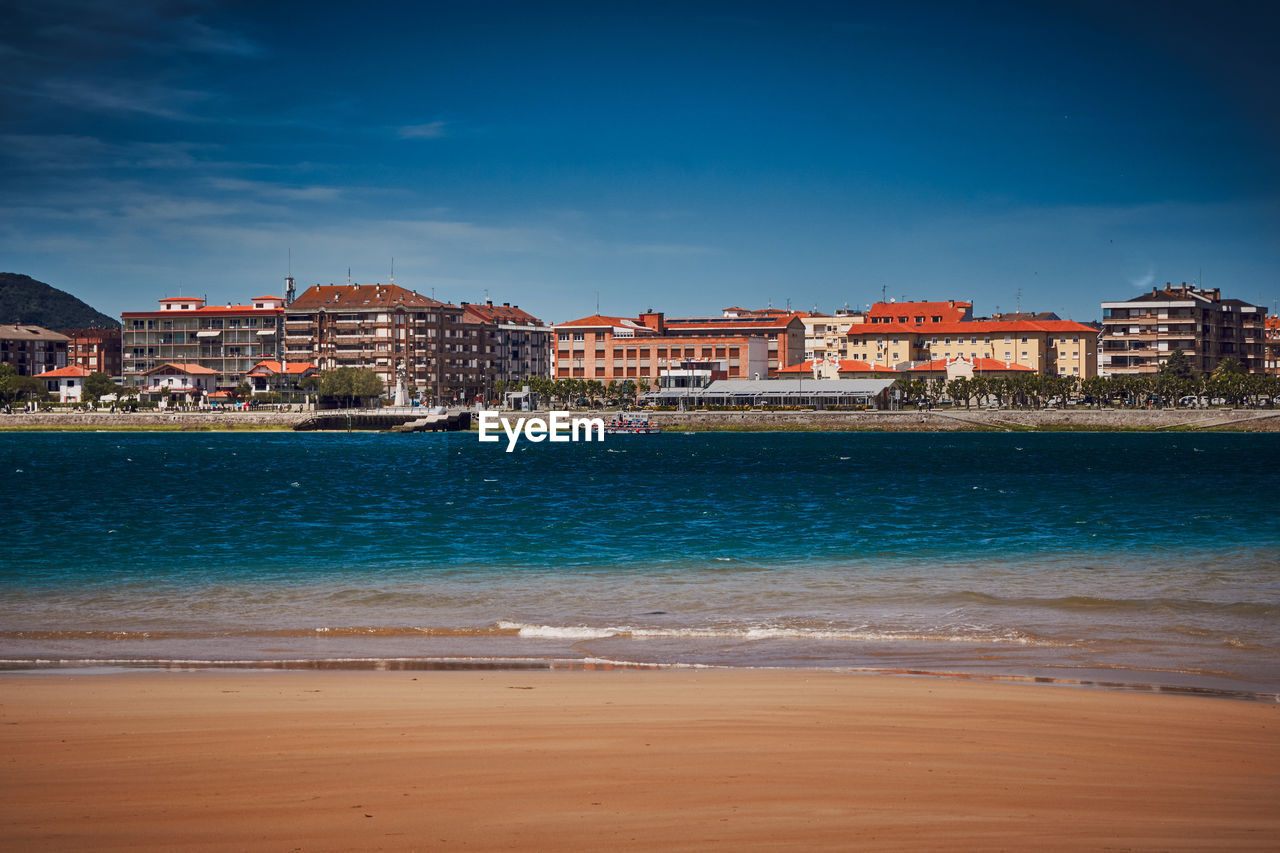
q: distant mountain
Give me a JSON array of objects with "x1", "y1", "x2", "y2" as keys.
[{"x1": 0, "y1": 273, "x2": 119, "y2": 330}]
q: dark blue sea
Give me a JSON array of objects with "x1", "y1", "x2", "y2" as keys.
[{"x1": 2, "y1": 431, "x2": 1277, "y2": 694}]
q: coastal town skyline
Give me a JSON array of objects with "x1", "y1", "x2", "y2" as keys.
[{"x1": 3, "y1": 1, "x2": 1279, "y2": 325}]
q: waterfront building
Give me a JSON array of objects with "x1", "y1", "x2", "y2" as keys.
[
  {"x1": 121, "y1": 296, "x2": 285, "y2": 392},
  {"x1": 138, "y1": 362, "x2": 219, "y2": 404},
  {"x1": 1100, "y1": 284, "x2": 1268, "y2": 375},
  {"x1": 461, "y1": 300, "x2": 553, "y2": 383},
  {"x1": 801, "y1": 309, "x2": 865, "y2": 362},
  {"x1": 902, "y1": 356, "x2": 1037, "y2": 383},
  {"x1": 34, "y1": 364, "x2": 92, "y2": 402},
  {"x1": 60, "y1": 327, "x2": 121, "y2": 378},
  {"x1": 644, "y1": 377, "x2": 897, "y2": 409},
  {"x1": 553, "y1": 308, "x2": 797, "y2": 381},
  {"x1": 246, "y1": 360, "x2": 320, "y2": 396},
  {"x1": 845, "y1": 319, "x2": 1098, "y2": 378},
  {"x1": 552, "y1": 313, "x2": 769, "y2": 384},
  {"x1": 0, "y1": 324, "x2": 69, "y2": 376},
  {"x1": 776, "y1": 358, "x2": 897, "y2": 379},
  {"x1": 660, "y1": 309, "x2": 806, "y2": 375},
  {"x1": 282, "y1": 283, "x2": 494, "y2": 404},
  {"x1": 1262, "y1": 316, "x2": 1279, "y2": 376}
]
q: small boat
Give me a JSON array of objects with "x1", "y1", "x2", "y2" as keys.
[{"x1": 605, "y1": 416, "x2": 662, "y2": 435}]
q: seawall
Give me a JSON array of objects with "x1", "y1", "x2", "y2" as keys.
[{"x1": 2, "y1": 408, "x2": 1279, "y2": 432}]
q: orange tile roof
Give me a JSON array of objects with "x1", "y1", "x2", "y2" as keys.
[
  {"x1": 247, "y1": 360, "x2": 317, "y2": 376},
  {"x1": 462, "y1": 302, "x2": 545, "y2": 326},
  {"x1": 556, "y1": 314, "x2": 652, "y2": 329},
  {"x1": 287, "y1": 283, "x2": 444, "y2": 311},
  {"x1": 867, "y1": 300, "x2": 972, "y2": 322},
  {"x1": 34, "y1": 365, "x2": 94, "y2": 378},
  {"x1": 142, "y1": 362, "x2": 220, "y2": 376},
  {"x1": 848, "y1": 319, "x2": 1096, "y2": 337}
]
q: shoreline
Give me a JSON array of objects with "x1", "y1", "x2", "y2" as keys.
[
  {"x1": 2, "y1": 668, "x2": 1276, "y2": 851},
  {"x1": 4, "y1": 658, "x2": 1276, "y2": 703},
  {"x1": 3, "y1": 407, "x2": 1280, "y2": 431}
]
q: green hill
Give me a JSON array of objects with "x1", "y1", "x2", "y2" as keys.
[{"x1": 0, "y1": 273, "x2": 119, "y2": 330}]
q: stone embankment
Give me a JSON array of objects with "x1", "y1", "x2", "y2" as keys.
[
  {"x1": 0, "y1": 410, "x2": 310, "y2": 430},
  {"x1": 646, "y1": 408, "x2": 1280, "y2": 432},
  {"x1": 3, "y1": 408, "x2": 1279, "y2": 432}
]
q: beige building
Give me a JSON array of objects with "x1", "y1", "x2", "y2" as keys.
[
  {"x1": 801, "y1": 310, "x2": 865, "y2": 362},
  {"x1": 1101, "y1": 284, "x2": 1268, "y2": 375},
  {"x1": 846, "y1": 319, "x2": 1098, "y2": 378}
]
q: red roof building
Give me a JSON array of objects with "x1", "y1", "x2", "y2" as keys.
[
  {"x1": 34, "y1": 364, "x2": 93, "y2": 403},
  {"x1": 121, "y1": 296, "x2": 285, "y2": 390},
  {"x1": 554, "y1": 308, "x2": 804, "y2": 379},
  {"x1": 846, "y1": 318, "x2": 1098, "y2": 378}
]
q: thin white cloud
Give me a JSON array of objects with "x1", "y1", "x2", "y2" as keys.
[
  {"x1": 1129, "y1": 269, "x2": 1156, "y2": 290},
  {"x1": 398, "y1": 122, "x2": 448, "y2": 139},
  {"x1": 40, "y1": 78, "x2": 209, "y2": 121}
]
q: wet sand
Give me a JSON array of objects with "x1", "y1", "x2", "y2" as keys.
[{"x1": 1, "y1": 669, "x2": 1277, "y2": 851}]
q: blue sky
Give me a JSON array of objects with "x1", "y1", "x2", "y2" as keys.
[{"x1": 2, "y1": 0, "x2": 1277, "y2": 324}]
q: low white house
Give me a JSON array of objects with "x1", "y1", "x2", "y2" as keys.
[
  {"x1": 34, "y1": 364, "x2": 93, "y2": 403},
  {"x1": 140, "y1": 362, "x2": 219, "y2": 403}
]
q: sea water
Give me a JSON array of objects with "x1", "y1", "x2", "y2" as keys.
[{"x1": 1, "y1": 430, "x2": 1277, "y2": 694}]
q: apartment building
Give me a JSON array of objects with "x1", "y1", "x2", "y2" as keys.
[
  {"x1": 61, "y1": 328, "x2": 122, "y2": 377},
  {"x1": 1100, "y1": 284, "x2": 1268, "y2": 375},
  {"x1": 461, "y1": 300, "x2": 553, "y2": 383},
  {"x1": 552, "y1": 313, "x2": 768, "y2": 383},
  {"x1": 283, "y1": 283, "x2": 494, "y2": 403},
  {"x1": 802, "y1": 310, "x2": 865, "y2": 362},
  {"x1": 865, "y1": 299, "x2": 973, "y2": 325},
  {"x1": 1266, "y1": 316, "x2": 1279, "y2": 376},
  {"x1": 660, "y1": 309, "x2": 805, "y2": 375},
  {"x1": 845, "y1": 319, "x2": 1098, "y2": 378},
  {"x1": 121, "y1": 296, "x2": 285, "y2": 391},
  {"x1": 0, "y1": 324, "x2": 69, "y2": 376}
]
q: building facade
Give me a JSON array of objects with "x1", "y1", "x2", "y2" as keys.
[
  {"x1": 1100, "y1": 284, "x2": 1268, "y2": 375},
  {"x1": 801, "y1": 310, "x2": 865, "y2": 363},
  {"x1": 61, "y1": 328, "x2": 122, "y2": 378},
  {"x1": 121, "y1": 296, "x2": 285, "y2": 391},
  {"x1": 0, "y1": 324, "x2": 69, "y2": 376},
  {"x1": 283, "y1": 283, "x2": 494, "y2": 403},
  {"x1": 552, "y1": 313, "x2": 769, "y2": 384},
  {"x1": 1265, "y1": 316, "x2": 1279, "y2": 376},
  {"x1": 460, "y1": 300, "x2": 553, "y2": 384},
  {"x1": 34, "y1": 365, "x2": 93, "y2": 402},
  {"x1": 845, "y1": 319, "x2": 1098, "y2": 378}
]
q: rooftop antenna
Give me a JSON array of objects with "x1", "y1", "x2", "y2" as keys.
[
  {"x1": 1017, "y1": 288, "x2": 1022, "y2": 313},
  {"x1": 390, "y1": 257, "x2": 395, "y2": 285},
  {"x1": 881, "y1": 284, "x2": 886, "y2": 303},
  {"x1": 595, "y1": 290, "x2": 600, "y2": 314},
  {"x1": 347, "y1": 268, "x2": 352, "y2": 286}
]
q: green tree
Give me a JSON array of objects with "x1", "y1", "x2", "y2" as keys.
[
  {"x1": 316, "y1": 367, "x2": 384, "y2": 408},
  {"x1": 0, "y1": 364, "x2": 46, "y2": 404},
  {"x1": 234, "y1": 381, "x2": 253, "y2": 401},
  {"x1": 83, "y1": 372, "x2": 118, "y2": 404},
  {"x1": 1159, "y1": 348, "x2": 1194, "y2": 381}
]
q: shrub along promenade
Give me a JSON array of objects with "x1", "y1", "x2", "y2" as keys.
[{"x1": 3, "y1": 407, "x2": 1279, "y2": 432}]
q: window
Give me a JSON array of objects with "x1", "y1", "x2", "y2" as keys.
[{"x1": 572, "y1": 332, "x2": 584, "y2": 341}]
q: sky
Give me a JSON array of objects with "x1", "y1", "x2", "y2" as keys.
[{"x1": 2, "y1": 0, "x2": 1278, "y2": 325}]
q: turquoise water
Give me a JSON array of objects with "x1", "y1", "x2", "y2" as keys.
[{"x1": 2, "y1": 431, "x2": 1277, "y2": 693}]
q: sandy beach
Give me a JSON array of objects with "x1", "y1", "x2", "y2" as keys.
[{"x1": 1, "y1": 670, "x2": 1276, "y2": 851}]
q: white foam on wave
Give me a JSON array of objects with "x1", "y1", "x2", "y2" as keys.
[
  {"x1": 496, "y1": 621, "x2": 1045, "y2": 645},
  {"x1": 496, "y1": 621, "x2": 619, "y2": 640}
]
